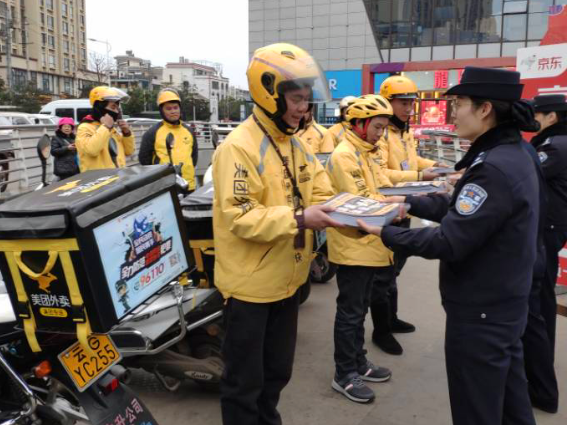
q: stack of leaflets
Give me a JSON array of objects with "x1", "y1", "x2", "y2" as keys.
[
  {"x1": 379, "y1": 181, "x2": 446, "y2": 196},
  {"x1": 324, "y1": 193, "x2": 407, "y2": 227},
  {"x1": 430, "y1": 166, "x2": 457, "y2": 175}
]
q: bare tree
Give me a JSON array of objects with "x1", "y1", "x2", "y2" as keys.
[{"x1": 89, "y1": 51, "x2": 113, "y2": 84}]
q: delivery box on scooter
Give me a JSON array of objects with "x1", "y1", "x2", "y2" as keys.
[
  {"x1": 0, "y1": 165, "x2": 190, "y2": 338},
  {"x1": 180, "y1": 181, "x2": 215, "y2": 286}
]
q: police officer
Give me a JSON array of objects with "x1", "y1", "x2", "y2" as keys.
[
  {"x1": 522, "y1": 94, "x2": 567, "y2": 413},
  {"x1": 297, "y1": 108, "x2": 332, "y2": 153},
  {"x1": 139, "y1": 88, "x2": 199, "y2": 192},
  {"x1": 213, "y1": 43, "x2": 342, "y2": 425},
  {"x1": 76, "y1": 86, "x2": 135, "y2": 171},
  {"x1": 326, "y1": 96, "x2": 395, "y2": 403},
  {"x1": 371, "y1": 76, "x2": 441, "y2": 355},
  {"x1": 321, "y1": 95, "x2": 356, "y2": 148},
  {"x1": 358, "y1": 67, "x2": 540, "y2": 425}
]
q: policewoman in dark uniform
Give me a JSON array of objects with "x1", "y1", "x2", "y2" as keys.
[
  {"x1": 522, "y1": 94, "x2": 567, "y2": 414},
  {"x1": 358, "y1": 67, "x2": 540, "y2": 425}
]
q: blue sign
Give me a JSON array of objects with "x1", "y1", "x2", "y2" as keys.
[
  {"x1": 325, "y1": 70, "x2": 362, "y2": 99},
  {"x1": 374, "y1": 73, "x2": 389, "y2": 93}
]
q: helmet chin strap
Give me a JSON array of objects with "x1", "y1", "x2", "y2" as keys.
[{"x1": 353, "y1": 119, "x2": 372, "y2": 141}]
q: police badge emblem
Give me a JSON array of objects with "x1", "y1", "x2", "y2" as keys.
[{"x1": 456, "y1": 183, "x2": 488, "y2": 216}]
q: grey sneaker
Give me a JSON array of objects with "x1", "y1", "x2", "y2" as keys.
[
  {"x1": 332, "y1": 374, "x2": 375, "y2": 403},
  {"x1": 358, "y1": 361, "x2": 392, "y2": 383}
]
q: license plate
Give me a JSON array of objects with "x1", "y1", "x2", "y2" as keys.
[{"x1": 58, "y1": 334, "x2": 122, "y2": 392}]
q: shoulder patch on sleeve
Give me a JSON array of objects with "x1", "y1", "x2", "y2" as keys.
[
  {"x1": 538, "y1": 151, "x2": 548, "y2": 163},
  {"x1": 469, "y1": 152, "x2": 487, "y2": 169},
  {"x1": 456, "y1": 183, "x2": 488, "y2": 216}
]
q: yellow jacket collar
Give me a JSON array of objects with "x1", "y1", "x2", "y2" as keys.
[
  {"x1": 162, "y1": 120, "x2": 182, "y2": 129},
  {"x1": 344, "y1": 129, "x2": 379, "y2": 154},
  {"x1": 253, "y1": 106, "x2": 292, "y2": 143}
]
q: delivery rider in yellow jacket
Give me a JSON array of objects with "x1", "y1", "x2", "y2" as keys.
[
  {"x1": 322, "y1": 95, "x2": 357, "y2": 148},
  {"x1": 138, "y1": 88, "x2": 199, "y2": 191},
  {"x1": 370, "y1": 76, "x2": 442, "y2": 355},
  {"x1": 212, "y1": 43, "x2": 342, "y2": 425},
  {"x1": 297, "y1": 108, "x2": 333, "y2": 153},
  {"x1": 377, "y1": 76, "x2": 442, "y2": 184},
  {"x1": 76, "y1": 86, "x2": 135, "y2": 172},
  {"x1": 326, "y1": 95, "x2": 396, "y2": 403}
]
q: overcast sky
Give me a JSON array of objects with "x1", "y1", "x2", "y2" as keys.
[{"x1": 86, "y1": 0, "x2": 250, "y2": 88}]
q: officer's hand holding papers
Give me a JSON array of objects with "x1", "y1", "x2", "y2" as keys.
[{"x1": 322, "y1": 193, "x2": 409, "y2": 230}]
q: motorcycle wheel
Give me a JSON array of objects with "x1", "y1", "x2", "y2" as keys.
[{"x1": 189, "y1": 333, "x2": 224, "y2": 392}]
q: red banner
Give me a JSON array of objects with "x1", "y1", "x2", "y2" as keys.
[{"x1": 420, "y1": 100, "x2": 447, "y2": 125}]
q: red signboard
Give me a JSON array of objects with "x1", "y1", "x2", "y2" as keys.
[
  {"x1": 434, "y1": 70, "x2": 449, "y2": 89},
  {"x1": 420, "y1": 100, "x2": 448, "y2": 125}
]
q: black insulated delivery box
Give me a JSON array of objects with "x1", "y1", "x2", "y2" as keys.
[{"x1": 0, "y1": 165, "x2": 190, "y2": 337}]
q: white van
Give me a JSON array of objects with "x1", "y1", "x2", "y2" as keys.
[{"x1": 39, "y1": 99, "x2": 92, "y2": 123}]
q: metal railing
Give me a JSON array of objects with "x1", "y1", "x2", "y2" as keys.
[
  {"x1": 0, "y1": 121, "x2": 471, "y2": 201},
  {"x1": 0, "y1": 121, "x2": 239, "y2": 200},
  {"x1": 416, "y1": 130, "x2": 471, "y2": 165}
]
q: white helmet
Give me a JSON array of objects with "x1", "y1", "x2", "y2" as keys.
[{"x1": 339, "y1": 96, "x2": 357, "y2": 110}]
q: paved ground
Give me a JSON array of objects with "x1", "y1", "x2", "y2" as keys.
[{"x1": 132, "y1": 255, "x2": 567, "y2": 425}]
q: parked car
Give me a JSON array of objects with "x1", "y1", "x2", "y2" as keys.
[
  {"x1": 29, "y1": 114, "x2": 58, "y2": 125},
  {"x1": 39, "y1": 98, "x2": 92, "y2": 123},
  {"x1": 0, "y1": 112, "x2": 36, "y2": 126}
]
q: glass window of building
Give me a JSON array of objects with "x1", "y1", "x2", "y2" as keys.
[
  {"x1": 503, "y1": 12, "x2": 527, "y2": 41},
  {"x1": 503, "y1": 0, "x2": 528, "y2": 14},
  {"x1": 456, "y1": 0, "x2": 480, "y2": 44},
  {"x1": 412, "y1": 0, "x2": 434, "y2": 46},
  {"x1": 530, "y1": 0, "x2": 553, "y2": 12},
  {"x1": 433, "y1": 0, "x2": 456, "y2": 45},
  {"x1": 528, "y1": 12, "x2": 549, "y2": 39},
  {"x1": 391, "y1": 0, "x2": 412, "y2": 48}
]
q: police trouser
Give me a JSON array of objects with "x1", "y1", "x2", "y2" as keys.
[
  {"x1": 370, "y1": 218, "x2": 410, "y2": 334},
  {"x1": 541, "y1": 227, "x2": 567, "y2": 352},
  {"x1": 444, "y1": 307, "x2": 536, "y2": 425},
  {"x1": 522, "y1": 278, "x2": 559, "y2": 410},
  {"x1": 220, "y1": 292, "x2": 300, "y2": 425}
]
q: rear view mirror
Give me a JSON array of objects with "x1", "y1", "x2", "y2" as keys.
[
  {"x1": 37, "y1": 134, "x2": 51, "y2": 161},
  {"x1": 36, "y1": 134, "x2": 51, "y2": 187}
]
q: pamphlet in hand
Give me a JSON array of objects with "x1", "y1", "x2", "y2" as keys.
[
  {"x1": 378, "y1": 181, "x2": 446, "y2": 196},
  {"x1": 430, "y1": 166, "x2": 457, "y2": 175},
  {"x1": 324, "y1": 193, "x2": 408, "y2": 228}
]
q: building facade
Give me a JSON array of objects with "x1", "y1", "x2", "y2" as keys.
[
  {"x1": 0, "y1": 0, "x2": 97, "y2": 99},
  {"x1": 111, "y1": 50, "x2": 162, "y2": 91},
  {"x1": 249, "y1": 0, "x2": 567, "y2": 123},
  {"x1": 250, "y1": 0, "x2": 567, "y2": 70},
  {"x1": 163, "y1": 57, "x2": 230, "y2": 101}
]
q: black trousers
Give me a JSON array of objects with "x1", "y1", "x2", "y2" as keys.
[
  {"x1": 220, "y1": 292, "x2": 300, "y2": 425},
  {"x1": 334, "y1": 265, "x2": 393, "y2": 378},
  {"x1": 370, "y1": 218, "x2": 410, "y2": 335},
  {"x1": 445, "y1": 313, "x2": 536, "y2": 425},
  {"x1": 523, "y1": 278, "x2": 559, "y2": 408},
  {"x1": 541, "y1": 227, "x2": 567, "y2": 352}
]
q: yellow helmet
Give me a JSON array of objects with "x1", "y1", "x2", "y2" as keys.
[
  {"x1": 346, "y1": 95, "x2": 393, "y2": 122},
  {"x1": 247, "y1": 43, "x2": 330, "y2": 119},
  {"x1": 157, "y1": 88, "x2": 181, "y2": 107},
  {"x1": 89, "y1": 86, "x2": 128, "y2": 106},
  {"x1": 380, "y1": 75, "x2": 418, "y2": 100}
]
